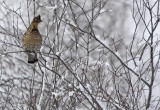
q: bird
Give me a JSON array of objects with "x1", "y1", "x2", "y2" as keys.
[{"x1": 22, "y1": 15, "x2": 42, "y2": 63}]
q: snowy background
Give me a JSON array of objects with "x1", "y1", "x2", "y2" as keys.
[{"x1": 0, "y1": 0, "x2": 160, "y2": 109}]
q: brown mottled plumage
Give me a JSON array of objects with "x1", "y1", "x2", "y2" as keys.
[{"x1": 22, "y1": 15, "x2": 42, "y2": 63}]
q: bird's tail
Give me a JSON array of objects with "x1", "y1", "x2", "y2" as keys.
[{"x1": 28, "y1": 52, "x2": 38, "y2": 63}]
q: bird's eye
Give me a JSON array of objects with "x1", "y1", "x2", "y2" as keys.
[{"x1": 35, "y1": 19, "x2": 40, "y2": 23}]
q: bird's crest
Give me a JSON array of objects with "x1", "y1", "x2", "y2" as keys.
[{"x1": 32, "y1": 15, "x2": 42, "y2": 23}]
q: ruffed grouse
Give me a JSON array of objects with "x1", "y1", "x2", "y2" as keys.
[{"x1": 22, "y1": 15, "x2": 42, "y2": 63}]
